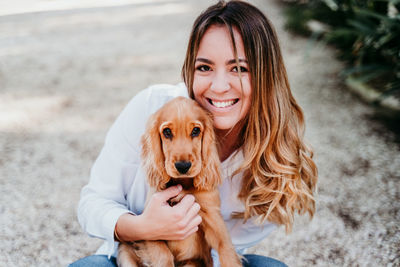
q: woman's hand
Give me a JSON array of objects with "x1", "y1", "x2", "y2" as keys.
[{"x1": 115, "y1": 185, "x2": 202, "y2": 242}]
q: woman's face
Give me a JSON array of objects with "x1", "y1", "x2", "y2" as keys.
[{"x1": 193, "y1": 25, "x2": 252, "y2": 131}]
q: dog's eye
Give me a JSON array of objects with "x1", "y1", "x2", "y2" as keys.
[
  {"x1": 191, "y1": 127, "x2": 201, "y2": 137},
  {"x1": 163, "y1": 128, "x2": 173, "y2": 139}
]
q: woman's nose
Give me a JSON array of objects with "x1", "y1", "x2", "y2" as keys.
[{"x1": 210, "y1": 71, "x2": 230, "y2": 93}]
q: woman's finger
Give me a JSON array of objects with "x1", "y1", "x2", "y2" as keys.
[
  {"x1": 179, "y1": 202, "x2": 201, "y2": 228},
  {"x1": 153, "y1": 185, "x2": 182, "y2": 204},
  {"x1": 182, "y1": 223, "x2": 200, "y2": 239},
  {"x1": 173, "y1": 194, "x2": 195, "y2": 215}
]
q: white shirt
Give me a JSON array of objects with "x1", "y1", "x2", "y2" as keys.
[{"x1": 77, "y1": 83, "x2": 276, "y2": 265}]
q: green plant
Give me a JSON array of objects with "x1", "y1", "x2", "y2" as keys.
[{"x1": 283, "y1": 0, "x2": 400, "y2": 99}]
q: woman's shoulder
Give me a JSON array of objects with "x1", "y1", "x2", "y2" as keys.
[
  {"x1": 105, "y1": 83, "x2": 189, "y2": 155},
  {"x1": 129, "y1": 82, "x2": 188, "y2": 114},
  {"x1": 146, "y1": 82, "x2": 188, "y2": 97}
]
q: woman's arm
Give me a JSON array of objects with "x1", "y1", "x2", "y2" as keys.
[
  {"x1": 77, "y1": 89, "x2": 149, "y2": 256},
  {"x1": 77, "y1": 84, "x2": 200, "y2": 256}
]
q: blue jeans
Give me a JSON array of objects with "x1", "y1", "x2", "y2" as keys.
[{"x1": 69, "y1": 254, "x2": 287, "y2": 267}]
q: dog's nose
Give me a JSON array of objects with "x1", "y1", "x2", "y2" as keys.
[{"x1": 175, "y1": 161, "x2": 192, "y2": 174}]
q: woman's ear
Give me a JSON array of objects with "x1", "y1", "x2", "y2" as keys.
[
  {"x1": 194, "y1": 112, "x2": 221, "y2": 191},
  {"x1": 141, "y1": 112, "x2": 170, "y2": 191}
]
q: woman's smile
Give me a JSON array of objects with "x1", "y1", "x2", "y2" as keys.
[{"x1": 206, "y1": 98, "x2": 240, "y2": 109}]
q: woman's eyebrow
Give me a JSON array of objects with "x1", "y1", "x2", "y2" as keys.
[
  {"x1": 195, "y1": 58, "x2": 213, "y2": 64},
  {"x1": 195, "y1": 58, "x2": 248, "y2": 65},
  {"x1": 226, "y1": 58, "x2": 248, "y2": 65}
]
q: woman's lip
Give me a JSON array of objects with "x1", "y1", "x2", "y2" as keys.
[{"x1": 206, "y1": 98, "x2": 239, "y2": 108}]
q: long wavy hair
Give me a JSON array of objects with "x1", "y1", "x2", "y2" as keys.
[{"x1": 182, "y1": 0, "x2": 318, "y2": 232}]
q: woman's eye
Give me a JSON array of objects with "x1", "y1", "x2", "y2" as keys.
[
  {"x1": 232, "y1": 66, "x2": 248, "y2": 73},
  {"x1": 196, "y1": 65, "x2": 211, "y2": 72},
  {"x1": 162, "y1": 128, "x2": 173, "y2": 139},
  {"x1": 191, "y1": 127, "x2": 201, "y2": 137}
]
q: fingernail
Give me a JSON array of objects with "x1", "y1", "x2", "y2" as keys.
[{"x1": 177, "y1": 184, "x2": 182, "y2": 190}]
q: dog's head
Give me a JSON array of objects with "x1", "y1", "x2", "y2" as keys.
[{"x1": 141, "y1": 97, "x2": 221, "y2": 191}]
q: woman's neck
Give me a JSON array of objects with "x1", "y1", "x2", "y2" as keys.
[{"x1": 215, "y1": 125, "x2": 242, "y2": 162}]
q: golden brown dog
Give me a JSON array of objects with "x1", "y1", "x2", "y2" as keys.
[{"x1": 117, "y1": 97, "x2": 241, "y2": 267}]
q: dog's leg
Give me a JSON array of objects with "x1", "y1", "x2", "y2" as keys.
[
  {"x1": 201, "y1": 213, "x2": 242, "y2": 267},
  {"x1": 137, "y1": 241, "x2": 174, "y2": 267},
  {"x1": 118, "y1": 241, "x2": 174, "y2": 267},
  {"x1": 177, "y1": 259, "x2": 209, "y2": 267},
  {"x1": 196, "y1": 191, "x2": 242, "y2": 267},
  {"x1": 117, "y1": 243, "x2": 141, "y2": 267}
]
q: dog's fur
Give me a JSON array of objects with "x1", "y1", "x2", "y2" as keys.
[{"x1": 117, "y1": 97, "x2": 241, "y2": 267}]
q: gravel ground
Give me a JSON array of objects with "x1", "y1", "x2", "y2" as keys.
[{"x1": 0, "y1": 0, "x2": 399, "y2": 266}]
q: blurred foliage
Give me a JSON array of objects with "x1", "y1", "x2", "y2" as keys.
[{"x1": 283, "y1": 0, "x2": 400, "y2": 99}]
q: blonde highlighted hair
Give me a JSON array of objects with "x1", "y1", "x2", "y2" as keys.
[{"x1": 182, "y1": 0, "x2": 317, "y2": 232}]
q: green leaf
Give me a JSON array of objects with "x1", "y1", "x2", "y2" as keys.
[
  {"x1": 348, "y1": 19, "x2": 376, "y2": 34},
  {"x1": 322, "y1": 0, "x2": 339, "y2": 11}
]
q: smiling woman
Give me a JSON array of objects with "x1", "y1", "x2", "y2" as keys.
[
  {"x1": 192, "y1": 25, "x2": 252, "y2": 160},
  {"x1": 71, "y1": 1, "x2": 317, "y2": 267}
]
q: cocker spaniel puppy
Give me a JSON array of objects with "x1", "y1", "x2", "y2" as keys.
[{"x1": 118, "y1": 97, "x2": 241, "y2": 267}]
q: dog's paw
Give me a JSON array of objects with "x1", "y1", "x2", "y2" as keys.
[{"x1": 167, "y1": 192, "x2": 186, "y2": 206}]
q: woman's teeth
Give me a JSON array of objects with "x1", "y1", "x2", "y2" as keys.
[{"x1": 209, "y1": 99, "x2": 237, "y2": 108}]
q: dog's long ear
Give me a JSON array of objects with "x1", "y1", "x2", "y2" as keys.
[
  {"x1": 141, "y1": 112, "x2": 169, "y2": 191},
  {"x1": 194, "y1": 111, "x2": 221, "y2": 191}
]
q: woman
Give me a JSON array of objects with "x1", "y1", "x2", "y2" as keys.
[{"x1": 70, "y1": 1, "x2": 317, "y2": 266}]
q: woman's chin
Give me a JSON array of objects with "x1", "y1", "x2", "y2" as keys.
[
  {"x1": 213, "y1": 122, "x2": 235, "y2": 131},
  {"x1": 213, "y1": 120, "x2": 242, "y2": 133}
]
